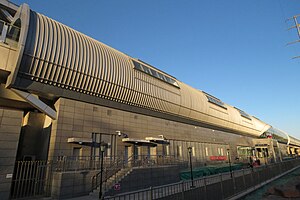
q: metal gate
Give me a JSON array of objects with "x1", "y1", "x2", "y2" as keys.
[{"x1": 10, "y1": 161, "x2": 53, "y2": 199}]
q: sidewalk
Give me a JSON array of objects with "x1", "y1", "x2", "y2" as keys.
[{"x1": 65, "y1": 195, "x2": 98, "y2": 200}]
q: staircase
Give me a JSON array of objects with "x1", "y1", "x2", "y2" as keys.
[
  {"x1": 89, "y1": 167, "x2": 132, "y2": 198},
  {"x1": 89, "y1": 155, "x2": 187, "y2": 198}
]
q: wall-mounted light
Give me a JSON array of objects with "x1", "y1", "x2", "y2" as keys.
[{"x1": 116, "y1": 131, "x2": 128, "y2": 138}]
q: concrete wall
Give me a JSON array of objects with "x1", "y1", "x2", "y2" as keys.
[
  {"x1": 48, "y1": 97, "x2": 254, "y2": 162},
  {"x1": 51, "y1": 170, "x2": 98, "y2": 199},
  {"x1": 50, "y1": 166, "x2": 185, "y2": 199},
  {"x1": 106, "y1": 165, "x2": 186, "y2": 196},
  {"x1": 16, "y1": 112, "x2": 51, "y2": 161},
  {"x1": 0, "y1": 108, "x2": 23, "y2": 200}
]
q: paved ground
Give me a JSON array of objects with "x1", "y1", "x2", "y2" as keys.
[
  {"x1": 242, "y1": 167, "x2": 300, "y2": 200},
  {"x1": 65, "y1": 195, "x2": 98, "y2": 200},
  {"x1": 63, "y1": 167, "x2": 252, "y2": 200}
]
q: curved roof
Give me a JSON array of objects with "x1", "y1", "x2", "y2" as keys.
[{"x1": 5, "y1": 4, "x2": 274, "y2": 138}]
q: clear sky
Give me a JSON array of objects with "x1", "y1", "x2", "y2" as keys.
[{"x1": 13, "y1": 0, "x2": 300, "y2": 138}]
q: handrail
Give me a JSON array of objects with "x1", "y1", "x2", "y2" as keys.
[
  {"x1": 0, "y1": 19, "x2": 21, "y2": 47},
  {"x1": 103, "y1": 158, "x2": 300, "y2": 200},
  {"x1": 91, "y1": 155, "x2": 188, "y2": 193},
  {"x1": 0, "y1": 19, "x2": 21, "y2": 30},
  {"x1": 92, "y1": 157, "x2": 126, "y2": 191}
]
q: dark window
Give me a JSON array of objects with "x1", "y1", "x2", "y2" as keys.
[
  {"x1": 235, "y1": 107, "x2": 252, "y2": 120},
  {"x1": 132, "y1": 60, "x2": 179, "y2": 88},
  {"x1": 133, "y1": 61, "x2": 143, "y2": 71},
  {"x1": 204, "y1": 92, "x2": 227, "y2": 109}
]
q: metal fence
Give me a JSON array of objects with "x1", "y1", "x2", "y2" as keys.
[
  {"x1": 10, "y1": 161, "x2": 53, "y2": 199},
  {"x1": 104, "y1": 158, "x2": 300, "y2": 200},
  {"x1": 54, "y1": 156, "x2": 116, "y2": 171},
  {"x1": 92, "y1": 155, "x2": 188, "y2": 192},
  {"x1": 54, "y1": 155, "x2": 185, "y2": 172},
  {"x1": 10, "y1": 155, "x2": 185, "y2": 199}
]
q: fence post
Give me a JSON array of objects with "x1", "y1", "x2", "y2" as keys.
[
  {"x1": 181, "y1": 181, "x2": 185, "y2": 200},
  {"x1": 250, "y1": 168, "x2": 254, "y2": 188},
  {"x1": 150, "y1": 186, "x2": 153, "y2": 200},
  {"x1": 279, "y1": 161, "x2": 282, "y2": 174},
  {"x1": 232, "y1": 171, "x2": 236, "y2": 194},
  {"x1": 257, "y1": 167, "x2": 260, "y2": 184},
  {"x1": 220, "y1": 173, "x2": 224, "y2": 199},
  {"x1": 204, "y1": 177, "x2": 207, "y2": 200},
  {"x1": 242, "y1": 169, "x2": 246, "y2": 190}
]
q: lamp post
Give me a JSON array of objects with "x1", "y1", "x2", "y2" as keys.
[
  {"x1": 99, "y1": 144, "x2": 106, "y2": 200},
  {"x1": 187, "y1": 147, "x2": 194, "y2": 188},
  {"x1": 227, "y1": 149, "x2": 233, "y2": 178}
]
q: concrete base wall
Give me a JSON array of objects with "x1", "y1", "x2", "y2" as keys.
[
  {"x1": 0, "y1": 108, "x2": 23, "y2": 200},
  {"x1": 51, "y1": 170, "x2": 99, "y2": 199},
  {"x1": 106, "y1": 165, "x2": 186, "y2": 196}
]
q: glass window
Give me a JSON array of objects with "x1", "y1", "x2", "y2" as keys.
[
  {"x1": 0, "y1": 21, "x2": 4, "y2": 36},
  {"x1": 205, "y1": 147, "x2": 209, "y2": 156},
  {"x1": 165, "y1": 145, "x2": 170, "y2": 156},
  {"x1": 133, "y1": 61, "x2": 143, "y2": 71},
  {"x1": 143, "y1": 66, "x2": 151, "y2": 74},
  {"x1": 235, "y1": 107, "x2": 252, "y2": 120},
  {"x1": 149, "y1": 68, "x2": 157, "y2": 77},
  {"x1": 132, "y1": 60, "x2": 179, "y2": 88},
  {"x1": 192, "y1": 147, "x2": 195, "y2": 157},
  {"x1": 204, "y1": 92, "x2": 227, "y2": 109},
  {"x1": 177, "y1": 146, "x2": 182, "y2": 157},
  {"x1": 262, "y1": 127, "x2": 288, "y2": 144},
  {"x1": 157, "y1": 72, "x2": 165, "y2": 81},
  {"x1": 237, "y1": 146, "x2": 252, "y2": 157}
]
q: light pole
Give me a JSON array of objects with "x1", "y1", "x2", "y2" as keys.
[
  {"x1": 227, "y1": 149, "x2": 233, "y2": 178},
  {"x1": 99, "y1": 144, "x2": 106, "y2": 200},
  {"x1": 187, "y1": 147, "x2": 194, "y2": 188}
]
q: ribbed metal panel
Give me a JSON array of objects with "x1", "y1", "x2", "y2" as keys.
[{"x1": 15, "y1": 10, "x2": 269, "y2": 137}]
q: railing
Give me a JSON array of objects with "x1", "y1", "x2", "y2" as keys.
[
  {"x1": 128, "y1": 155, "x2": 188, "y2": 168},
  {"x1": 54, "y1": 156, "x2": 117, "y2": 172},
  {"x1": 91, "y1": 155, "x2": 188, "y2": 194},
  {"x1": 92, "y1": 156, "x2": 126, "y2": 191},
  {"x1": 0, "y1": 19, "x2": 20, "y2": 48},
  {"x1": 10, "y1": 161, "x2": 53, "y2": 199},
  {"x1": 103, "y1": 158, "x2": 300, "y2": 200}
]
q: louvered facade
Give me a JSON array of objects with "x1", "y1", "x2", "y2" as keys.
[{"x1": 7, "y1": 8, "x2": 271, "y2": 137}]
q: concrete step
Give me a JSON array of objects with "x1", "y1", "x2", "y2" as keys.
[{"x1": 89, "y1": 167, "x2": 133, "y2": 197}]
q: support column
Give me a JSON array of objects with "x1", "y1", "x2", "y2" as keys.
[{"x1": 0, "y1": 108, "x2": 23, "y2": 200}]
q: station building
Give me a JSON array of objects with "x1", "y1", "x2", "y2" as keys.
[{"x1": 0, "y1": 1, "x2": 299, "y2": 199}]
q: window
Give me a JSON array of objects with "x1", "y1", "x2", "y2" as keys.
[
  {"x1": 132, "y1": 60, "x2": 179, "y2": 88},
  {"x1": 192, "y1": 147, "x2": 196, "y2": 157},
  {"x1": 177, "y1": 146, "x2": 182, "y2": 157},
  {"x1": 235, "y1": 107, "x2": 252, "y2": 120},
  {"x1": 165, "y1": 145, "x2": 170, "y2": 156},
  {"x1": 237, "y1": 146, "x2": 252, "y2": 157},
  {"x1": 73, "y1": 147, "x2": 82, "y2": 159},
  {"x1": 203, "y1": 92, "x2": 227, "y2": 109},
  {"x1": 205, "y1": 147, "x2": 209, "y2": 156},
  {"x1": 133, "y1": 61, "x2": 143, "y2": 71}
]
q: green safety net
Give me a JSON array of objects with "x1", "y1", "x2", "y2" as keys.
[{"x1": 180, "y1": 163, "x2": 243, "y2": 180}]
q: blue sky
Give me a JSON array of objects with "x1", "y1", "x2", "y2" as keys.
[{"x1": 14, "y1": 0, "x2": 300, "y2": 138}]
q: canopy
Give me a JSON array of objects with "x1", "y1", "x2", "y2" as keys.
[
  {"x1": 145, "y1": 137, "x2": 170, "y2": 145},
  {"x1": 67, "y1": 137, "x2": 108, "y2": 147},
  {"x1": 122, "y1": 138, "x2": 157, "y2": 147}
]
